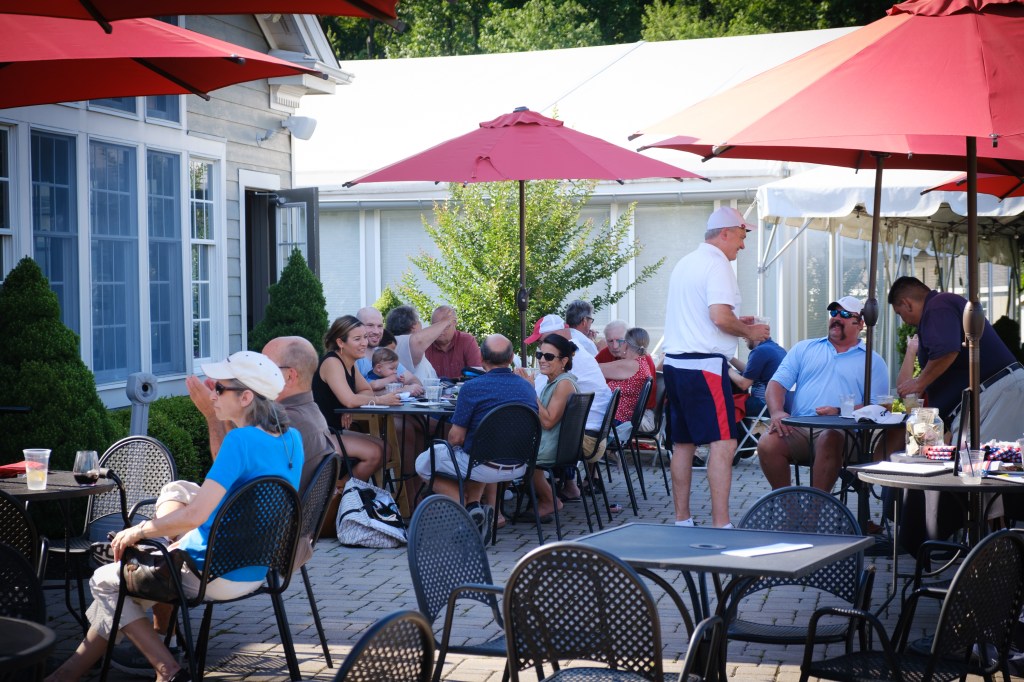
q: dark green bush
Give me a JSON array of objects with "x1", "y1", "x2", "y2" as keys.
[
  {"x1": 374, "y1": 286, "x2": 403, "y2": 319},
  {"x1": 0, "y1": 258, "x2": 115, "y2": 472},
  {"x1": 248, "y1": 249, "x2": 328, "y2": 352},
  {"x1": 110, "y1": 395, "x2": 211, "y2": 484}
]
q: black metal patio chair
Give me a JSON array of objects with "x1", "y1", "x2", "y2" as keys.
[
  {"x1": 0, "y1": 488, "x2": 47, "y2": 579},
  {"x1": 333, "y1": 610, "x2": 434, "y2": 682},
  {"x1": 503, "y1": 542, "x2": 663, "y2": 681},
  {"x1": 800, "y1": 529, "x2": 1024, "y2": 682},
  {"x1": 630, "y1": 371, "x2": 671, "y2": 493},
  {"x1": 536, "y1": 391, "x2": 593, "y2": 541},
  {"x1": 407, "y1": 494, "x2": 506, "y2": 682}
]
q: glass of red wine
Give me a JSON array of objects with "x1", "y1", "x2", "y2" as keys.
[{"x1": 73, "y1": 450, "x2": 99, "y2": 486}]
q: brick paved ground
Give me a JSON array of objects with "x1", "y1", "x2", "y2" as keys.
[{"x1": 44, "y1": 454, "x2": 956, "y2": 681}]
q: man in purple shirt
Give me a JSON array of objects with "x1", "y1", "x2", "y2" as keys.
[
  {"x1": 889, "y1": 276, "x2": 1024, "y2": 555},
  {"x1": 423, "y1": 305, "x2": 483, "y2": 379}
]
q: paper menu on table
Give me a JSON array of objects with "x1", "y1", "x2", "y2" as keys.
[
  {"x1": 722, "y1": 543, "x2": 813, "y2": 557},
  {"x1": 852, "y1": 461, "x2": 946, "y2": 476}
]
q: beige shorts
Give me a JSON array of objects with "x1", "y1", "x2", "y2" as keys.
[
  {"x1": 772, "y1": 427, "x2": 854, "y2": 464},
  {"x1": 156, "y1": 480, "x2": 202, "y2": 509},
  {"x1": 583, "y1": 433, "x2": 608, "y2": 464}
]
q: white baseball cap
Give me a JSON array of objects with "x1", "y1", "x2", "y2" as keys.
[
  {"x1": 524, "y1": 314, "x2": 568, "y2": 344},
  {"x1": 707, "y1": 206, "x2": 755, "y2": 232},
  {"x1": 827, "y1": 296, "x2": 865, "y2": 316},
  {"x1": 202, "y1": 351, "x2": 285, "y2": 401}
]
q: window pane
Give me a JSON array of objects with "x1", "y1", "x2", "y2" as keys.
[
  {"x1": 276, "y1": 204, "x2": 307, "y2": 279},
  {"x1": 90, "y1": 141, "x2": 139, "y2": 383},
  {"x1": 0, "y1": 129, "x2": 10, "y2": 280},
  {"x1": 148, "y1": 151, "x2": 184, "y2": 374},
  {"x1": 31, "y1": 131, "x2": 79, "y2": 331},
  {"x1": 189, "y1": 160, "x2": 214, "y2": 360},
  {"x1": 146, "y1": 96, "x2": 180, "y2": 123},
  {"x1": 91, "y1": 97, "x2": 137, "y2": 114},
  {"x1": 321, "y1": 210, "x2": 361, "y2": 319}
]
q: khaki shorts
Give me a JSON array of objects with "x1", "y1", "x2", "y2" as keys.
[
  {"x1": 772, "y1": 427, "x2": 854, "y2": 464},
  {"x1": 583, "y1": 433, "x2": 608, "y2": 464},
  {"x1": 155, "y1": 480, "x2": 201, "y2": 508}
]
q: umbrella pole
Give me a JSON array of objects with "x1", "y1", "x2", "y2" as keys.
[
  {"x1": 964, "y1": 137, "x2": 983, "y2": 449},
  {"x1": 517, "y1": 180, "x2": 529, "y2": 366},
  {"x1": 861, "y1": 154, "x2": 888, "y2": 406}
]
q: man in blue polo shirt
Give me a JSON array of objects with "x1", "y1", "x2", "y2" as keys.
[
  {"x1": 414, "y1": 334, "x2": 537, "y2": 533},
  {"x1": 757, "y1": 296, "x2": 889, "y2": 493}
]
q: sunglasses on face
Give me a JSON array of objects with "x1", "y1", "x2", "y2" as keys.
[
  {"x1": 535, "y1": 351, "x2": 562, "y2": 362},
  {"x1": 828, "y1": 309, "x2": 861, "y2": 320},
  {"x1": 214, "y1": 382, "x2": 246, "y2": 396}
]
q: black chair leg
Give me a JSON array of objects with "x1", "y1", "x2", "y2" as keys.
[
  {"x1": 577, "y1": 467, "x2": 596, "y2": 533},
  {"x1": 99, "y1": 591, "x2": 127, "y2": 681},
  {"x1": 525, "y1": 475, "x2": 545, "y2": 544},
  {"x1": 630, "y1": 438, "x2": 648, "y2": 500},
  {"x1": 548, "y1": 472, "x2": 563, "y2": 541},
  {"x1": 270, "y1": 590, "x2": 302, "y2": 680},
  {"x1": 612, "y1": 433, "x2": 640, "y2": 516},
  {"x1": 197, "y1": 603, "x2": 216, "y2": 680},
  {"x1": 654, "y1": 442, "x2": 671, "y2": 494},
  {"x1": 302, "y1": 565, "x2": 333, "y2": 667}
]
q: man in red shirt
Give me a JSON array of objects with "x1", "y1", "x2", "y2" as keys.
[
  {"x1": 596, "y1": 320, "x2": 656, "y2": 411},
  {"x1": 423, "y1": 305, "x2": 483, "y2": 380}
]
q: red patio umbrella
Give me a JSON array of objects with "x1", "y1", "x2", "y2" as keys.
[
  {"x1": 0, "y1": 0, "x2": 399, "y2": 33},
  {"x1": 924, "y1": 172, "x2": 1024, "y2": 200},
  {"x1": 0, "y1": 15, "x2": 323, "y2": 109},
  {"x1": 345, "y1": 107, "x2": 708, "y2": 363},
  {"x1": 633, "y1": 0, "x2": 1024, "y2": 444}
]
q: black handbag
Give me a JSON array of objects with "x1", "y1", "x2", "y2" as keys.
[{"x1": 122, "y1": 544, "x2": 187, "y2": 603}]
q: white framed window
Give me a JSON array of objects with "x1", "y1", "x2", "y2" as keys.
[
  {"x1": 31, "y1": 130, "x2": 79, "y2": 332},
  {"x1": 0, "y1": 129, "x2": 11, "y2": 282},
  {"x1": 145, "y1": 96, "x2": 181, "y2": 125},
  {"x1": 89, "y1": 97, "x2": 138, "y2": 116},
  {"x1": 189, "y1": 159, "x2": 215, "y2": 361},
  {"x1": 276, "y1": 203, "x2": 307, "y2": 279},
  {"x1": 89, "y1": 140, "x2": 140, "y2": 384},
  {"x1": 147, "y1": 150, "x2": 185, "y2": 374}
]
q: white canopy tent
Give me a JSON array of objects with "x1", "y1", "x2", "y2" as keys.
[{"x1": 753, "y1": 166, "x2": 1024, "y2": 374}]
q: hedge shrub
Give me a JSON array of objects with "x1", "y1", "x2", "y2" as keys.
[{"x1": 248, "y1": 249, "x2": 328, "y2": 352}]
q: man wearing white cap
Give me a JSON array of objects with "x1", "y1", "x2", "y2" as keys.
[
  {"x1": 757, "y1": 296, "x2": 889, "y2": 494},
  {"x1": 662, "y1": 206, "x2": 769, "y2": 529}
]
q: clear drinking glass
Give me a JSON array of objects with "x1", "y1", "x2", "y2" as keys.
[
  {"x1": 73, "y1": 450, "x2": 99, "y2": 486},
  {"x1": 23, "y1": 449, "x2": 50, "y2": 490}
]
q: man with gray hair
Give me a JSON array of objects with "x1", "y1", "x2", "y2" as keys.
[{"x1": 565, "y1": 299, "x2": 599, "y2": 356}]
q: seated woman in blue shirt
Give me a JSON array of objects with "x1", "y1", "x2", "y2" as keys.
[{"x1": 47, "y1": 351, "x2": 303, "y2": 682}]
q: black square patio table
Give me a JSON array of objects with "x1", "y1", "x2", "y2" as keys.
[{"x1": 575, "y1": 522, "x2": 872, "y2": 681}]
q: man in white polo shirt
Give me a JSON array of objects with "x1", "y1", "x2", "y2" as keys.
[{"x1": 663, "y1": 206, "x2": 768, "y2": 529}]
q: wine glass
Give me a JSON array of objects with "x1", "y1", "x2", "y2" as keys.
[{"x1": 73, "y1": 450, "x2": 99, "y2": 486}]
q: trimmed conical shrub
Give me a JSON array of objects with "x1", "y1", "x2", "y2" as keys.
[
  {"x1": 0, "y1": 257, "x2": 115, "y2": 471},
  {"x1": 248, "y1": 248, "x2": 329, "y2": 352}
]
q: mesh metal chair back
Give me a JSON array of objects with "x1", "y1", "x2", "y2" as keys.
[
  {"x1": 0, "y1": 541, "x2": 45, "y2": 623},
  {"x1": 550, "y1": 392, "x2": 594, "y2": 468},
  {"x1": 932, "y1": 529, "x2": 1024, "y2": 663},
  {"x1": 737, "y1": 486, "x2": 862, "y2": 603},
  {"x1": 200, "y1": 476, "x2": 301, "y2": 593},
  {"x1": 87, "y1": 435, "x2": 177, "y2": 541},
  {"x1": 0, "y1": 488, "x2": 44, "y2": 577},
  {"x1": 300, "y1": 454, "x2": 341, "y2": 545},
  {"x1": 503, "y1": 542, "x2": 663, "y2": 681},
  {"x1": 628, "y1": 378, "x2": 653, "y2": 433},
  {"x1": 594, "y1": 388, "x2": 621, "y2": 445},
  {"x1": 407, "y1": 495, "x2": 500, "y2": 627},
  {"x1": 333, "y1": 610, "x2": 434, "y2": 682},
  {"x1": 466, "y1": 403, "x2": 542, "y2": 473}
]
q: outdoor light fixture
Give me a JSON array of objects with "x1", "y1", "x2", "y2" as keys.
[{"x1": 256, "y1": 115, "x2": 317, "y2": 144}]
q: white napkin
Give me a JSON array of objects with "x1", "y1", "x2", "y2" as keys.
[
  {"x1": 722, "y1": 543, "x2": 813, "y2": 557},
  {"x1": 852, "y1": 405, "x2": 904, "y2": 424}
]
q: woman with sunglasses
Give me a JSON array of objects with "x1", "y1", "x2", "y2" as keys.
[
  {"x1": 526, "y1": 333, "x2": 580, "y2": 519},
  {"x1": 48, "y1": 352, "x2": 302, "y2": 682}
]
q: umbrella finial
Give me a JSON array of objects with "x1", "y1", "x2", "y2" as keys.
[{"x1": 514, "y1": 106, "x2": 530, "y2": 112}]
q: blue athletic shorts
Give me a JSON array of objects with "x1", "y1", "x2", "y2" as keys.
[{"x1": 663, "y1": 352, "x2": 737, "y2": 446}]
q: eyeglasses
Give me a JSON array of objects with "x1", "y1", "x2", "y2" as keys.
[
  {"x1": 828, "y1": 309, "x2": 861, "y2": 320},
  {"x1": 214, "y1": 382, "x2": 246, "y2": 396},
  {"x1": 607, "y1": 338, "x2": 626, "y2": 345},
  {"x1": 584, "y1": 316, "x2": 594, "y2": 323},
  {"x1": 535, "y1": 351, "x2": 562, "y2": 362}
]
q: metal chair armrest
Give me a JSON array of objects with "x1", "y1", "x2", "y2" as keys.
[{"x1": 802, "y1": 606, "x2": 900, "y2": 677}]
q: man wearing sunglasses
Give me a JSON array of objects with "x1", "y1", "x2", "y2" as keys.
[{"x1": 756, "y1": 296, "x2": 890, "y2": 494}]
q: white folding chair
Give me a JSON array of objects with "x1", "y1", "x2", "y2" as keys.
[{"x1": 735, "y1": 400, "x2": 770, "y2": 459}]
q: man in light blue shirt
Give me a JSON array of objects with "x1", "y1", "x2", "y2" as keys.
[{"x1": 756, "y1": 296, "x2": 889, "y2": 493}]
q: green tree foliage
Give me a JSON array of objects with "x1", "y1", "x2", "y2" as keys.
[
  {"x1": 373, "y1": 286, "x2": 404, "y2": 319},
  {"x1": 398, "y1": 180, "x2": 663, "y2": 343},
  {"x1": 0, "y1": 258, "x2": 116, "y2": 471},
  {"x1": 248, "y1": 249, "x2": 329, "y2": 353},
  {"x1": 480, "y1": 0, "x2": 603, "y2": 53}
]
